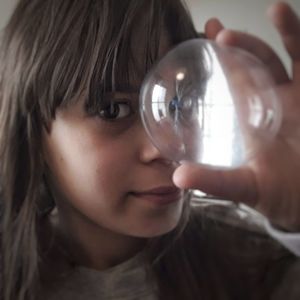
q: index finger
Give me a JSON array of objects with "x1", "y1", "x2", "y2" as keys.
[{"x1": 268, "y1": 2, "x2": 300, "y2": 80}]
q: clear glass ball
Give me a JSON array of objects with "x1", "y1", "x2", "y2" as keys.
[{"x1": 140, "y1": 39, "x2": 282, "y2": 168}]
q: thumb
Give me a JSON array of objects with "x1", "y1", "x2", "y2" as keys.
[{"x1": 173, "y1": 162, "x2": 258, "y2": 206}]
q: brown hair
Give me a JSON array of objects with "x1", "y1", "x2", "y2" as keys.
[{"x1": 0, "y1": 1, "x2": 198, "y2": 299}]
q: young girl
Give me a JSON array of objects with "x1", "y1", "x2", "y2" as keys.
[{"x1": 1, "y1": 0, "x2": 300, "y2": 299}]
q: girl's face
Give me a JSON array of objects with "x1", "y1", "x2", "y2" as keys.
[{"x1": 42, "y1": 92, "x2": 184, "y2": 238}]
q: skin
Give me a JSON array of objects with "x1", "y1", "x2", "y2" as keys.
[
  {"x1": 43, "y1": 1, "x2": 300, "y2": 270},
  {"x1": 42, "y1": 17, "x2": 181, "y2": 269},
  {"x1": 43, "y1": 90, "x2": 183, "y2": 270},
  {"x1": 174, "y1": 2, "x2": 300, "y2": 231}
]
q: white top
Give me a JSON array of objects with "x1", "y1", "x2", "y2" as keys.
[
  {"x1": 39, "y1": 199, "x2": 300, "y2": 300},
  {"x1": 41, "y1": 253, "x2": 158, "y2": 300}
]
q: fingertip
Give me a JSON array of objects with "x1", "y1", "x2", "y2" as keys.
[
  {"x1": 267, "y1": 1, "x2": 291, "y2": 20},
  {"x1": 172, "y1": 170, "x2": 185, "y2": 189},
  {"x1": 205, "y1": 18, "x2": 224, "y2": 40},
  {"x1": 205, "y1": 17, "x2": 223, "y2": 28},
  {"x1": 215, "y1": 29, "x2": 237, "y2": 46},
  {"x1": 267, "y1": 1, "x2": 295, "y2": 31},
  {"x1": 172, "y1": 163, "x2": 191, "y2": 188}
]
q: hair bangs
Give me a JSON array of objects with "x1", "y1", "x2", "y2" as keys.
[
  {"x1": 84, "y1": 0, "x2": 162, "y2": 114},
  {"x1": 84, "y1": 0, "x2": 198, "y2": 115},
  {"x1": 6, "y1": 0, "x2": 198, "y2": 124}
]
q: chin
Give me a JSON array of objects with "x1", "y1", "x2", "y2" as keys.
[{"x1": 131, "y1": 210, "x2": 183, "y2": 238}]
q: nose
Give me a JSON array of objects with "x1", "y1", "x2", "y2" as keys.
[{"x1": 137, "y1": 126, "x2": 170, "y2": 164}]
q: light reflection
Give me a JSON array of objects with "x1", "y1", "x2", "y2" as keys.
[
  {"x1": 152, "y1": 84, "x2": 167, "y2": 122},
  {"x1": 201, "y1": 45, "x2": 235, "y2": 167}
]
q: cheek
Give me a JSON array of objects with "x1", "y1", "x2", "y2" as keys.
[
  {"x1": 43, "y1": 120, "x2": 134, "y2": 210},
  {"x1": 42, "y1": 114, "x2": 184, "y2": 238},
  {"x1": 93, "y1": 146, "x2": 132, "y2": 198}
]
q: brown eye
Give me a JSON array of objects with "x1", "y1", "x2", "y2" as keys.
[{"x1": 99, "y1": 102, "x2": 132, "y2": 120}]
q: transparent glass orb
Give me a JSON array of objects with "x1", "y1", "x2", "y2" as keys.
[{"x1": 140, "y1": 39, "x2": 282, "y2": 168}]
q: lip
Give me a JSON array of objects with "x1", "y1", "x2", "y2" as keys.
[{"x1": 131, "y1": 186, "x2": 182, "y2": 206}]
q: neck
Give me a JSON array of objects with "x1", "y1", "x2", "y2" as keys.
[{"x1": 50, "y1": 207, "x2": 147, "y2": 271}]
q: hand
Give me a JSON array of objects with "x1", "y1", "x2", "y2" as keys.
[{"x1": 173, "y1": 2, "x2": 300, "y2": 231}]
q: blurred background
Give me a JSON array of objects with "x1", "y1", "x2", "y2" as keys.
[
  {"x1": 0, "y1": 0, "x2": 299, "y2": 69},
  {"x1": 185, "y1": 0, "x2": 300, "y2": 71}
]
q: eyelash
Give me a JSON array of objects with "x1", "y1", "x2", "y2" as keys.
[{"x1": 98, "y1": 101, "x2": 134, "y2": 121}]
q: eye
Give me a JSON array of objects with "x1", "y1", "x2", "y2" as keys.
[
  {"x1": 168, "y1": 96, "x2": 181, "y2": 115},
  {"x1": 98, "y1": 101, "x2": 132, "y2": 120},
  {"x1": 168, "y1": 94, "x2": 199, "y2": 125}
]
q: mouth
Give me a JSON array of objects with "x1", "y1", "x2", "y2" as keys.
[{"x1": 130, "y1": 186, "x2": 182, "y2": 206}]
